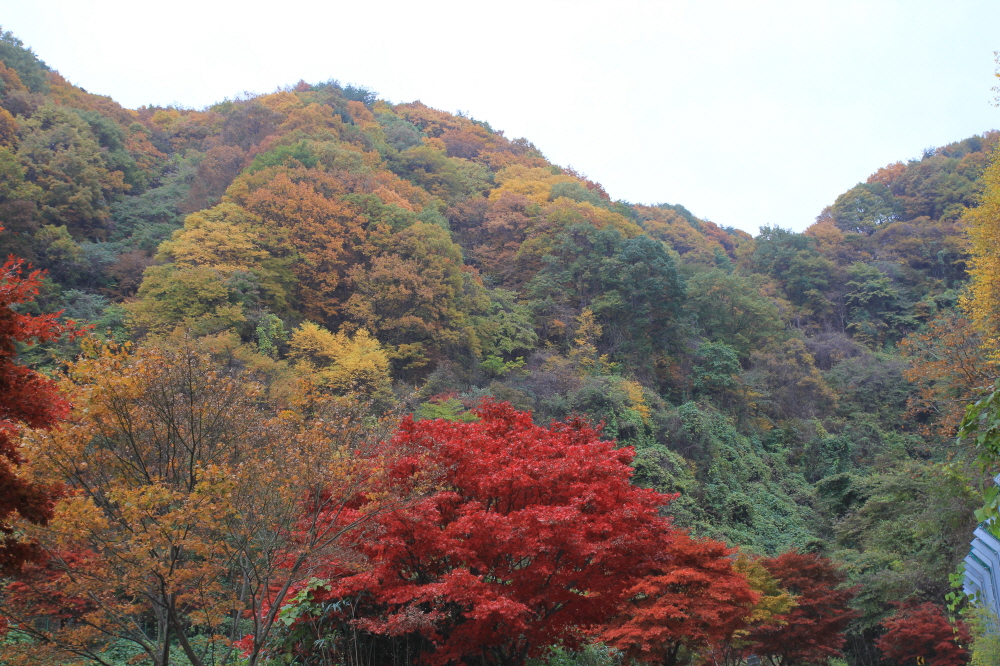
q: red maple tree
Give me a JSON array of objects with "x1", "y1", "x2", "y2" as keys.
[
  {"x1": 0, "y1": 243, "x2": 80, "y2": 574},
  {"x1": 600, "y1": 530, "x2": 759, "y2": 666},
  {"x1": 748, "y1": 550, "x2": 857, "y2": 666},
  {"x1": 289, "y1": 401, "x2": 677, "y2": 666},
  {"x1": 876, "y1": 600, "x2": 971, "y2": 666}
]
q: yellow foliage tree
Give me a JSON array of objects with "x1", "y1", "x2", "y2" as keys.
[
  {"x1": 962, "y1": 150, "x2": 1000, "y2": 350},
  {"x1": 154, "y1": 202, "x2": 293, "y2": 315},
  {"x1": 489, "y1": 164, "x2": 578, "y2": 204},
  {"x1": 288, "y1": 322, "x2": 392, "y2": 399},
  {"x1": 158, "y1": 203, "x2": 271, "y2": 270},
  {"x1": 567, "y1": 308, "x2": 616, "y2": 375},
  {"x1": 127, "y1": 264, "x2": 246, "y2": 336}
]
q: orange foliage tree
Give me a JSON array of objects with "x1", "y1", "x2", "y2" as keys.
[
  {"x1": 2, "y1": 341, "x2": 423, "y2": 666},
  {"x1": 226, "y1": 167, "x2": 364, "y2": 322},
  {"x1": 900, "y1": 313, "x2": 1000, "y2": 437}
]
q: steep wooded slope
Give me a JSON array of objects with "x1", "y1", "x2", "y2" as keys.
[{"x1": 0, "y1": 28, "x2": 995, "y2": 662}]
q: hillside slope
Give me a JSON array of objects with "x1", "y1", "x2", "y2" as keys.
[{"x1": 0, "y1": 27, "x2": 995, "y2": 661}]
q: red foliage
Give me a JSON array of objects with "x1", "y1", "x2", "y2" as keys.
[
  {"x1": 748, "y1": 551, "x2": 857, "y2": 666},
  {"x1": 4, "y1": 549, "x2": 99, "y2": 618},
  {"x1": 0, "y1": 246, "x2": 80, "y2": 574},
  {"x1": 600, "y1": 531, "x2": 758, "y2": 666},
  {"x1": 876, "y1": 600, "x2": 970, "y2": 666},
  {"x1": 304, "y1": 401, "x2": 677, "y2": 666}
]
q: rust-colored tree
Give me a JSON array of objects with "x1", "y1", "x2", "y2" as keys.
[
  {"x1": 180, "y1": 144, "x2": 247, "y2": 213},
  {"x1": 345, "y1": 221, "x2": 486, "y2": 375},
  {"x1": 600, "y1": 531, "x2": 759, "y2": 666},
  {"x1": 900, "y1": 313, "x2": 1000, "y2": 437},
  {"x1": 876, "y1": 600, "x2": 971, "y2": 666},
  {"x1": 447, "y1": 193, "x2": 535, "y2": 284},
  {"x1": 748, "y1": 551, "x2": 857, "y2": 666}
]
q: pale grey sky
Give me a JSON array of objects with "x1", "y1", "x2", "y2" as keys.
[{"x1": 3, "y1": 0, "x2": 999, "y2": 234}]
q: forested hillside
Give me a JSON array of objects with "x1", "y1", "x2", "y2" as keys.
[{"x1": 2, "y1": 26, "x2": 999, "y2": 666}]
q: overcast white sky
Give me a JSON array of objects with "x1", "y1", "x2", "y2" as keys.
[{"x1": 3, "y1": 0, "x2": 999, "y2": 234}]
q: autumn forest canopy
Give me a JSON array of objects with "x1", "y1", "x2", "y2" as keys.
[{"x1": 3, "y1": 26, "x2": 1000, "y2": 666}]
